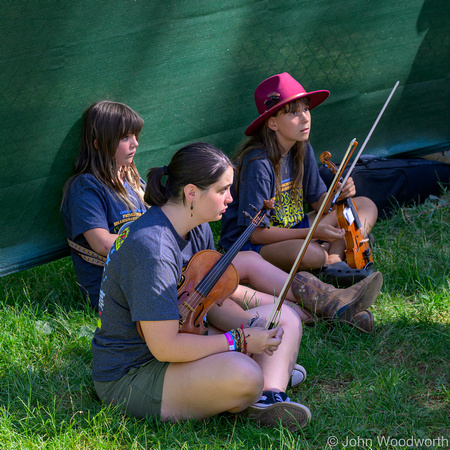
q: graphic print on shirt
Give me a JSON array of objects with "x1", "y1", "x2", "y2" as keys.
[
  {"x1": 115, "y1": 224, "x2": 131, "y2": 251},
  {"x1": 270, "y1": 179, "x2": 305, "y2": 228},
  {"x1": 113, "y1": 208, "x2": 146, "y2": 233},
  {"x1": 97, "y1": 224, "x2": 132, "y2": 329}
]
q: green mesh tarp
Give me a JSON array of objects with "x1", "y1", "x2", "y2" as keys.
[{"x1": 1, "y1": 0, "x2": 449, "y2": 276}]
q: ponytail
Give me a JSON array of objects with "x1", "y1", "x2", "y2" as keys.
[{"x1": 145, "y1": 142, "x2": 233, "y2": 206}]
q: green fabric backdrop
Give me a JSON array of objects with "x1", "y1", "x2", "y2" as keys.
[{"x1": 1, "y1": 0, "x2": 449, "y2": 275}]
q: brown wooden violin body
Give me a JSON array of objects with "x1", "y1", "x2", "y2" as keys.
[
  {"x1": 320, "y1": 151, "x2": 374, "y2": 270},
  {"x1": 177, "y1": 249, "x2": 238, "y2": 335}
]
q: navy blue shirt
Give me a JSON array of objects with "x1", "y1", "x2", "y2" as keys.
[
  {"x1": 61, "y1": 173, "x2": 147, "y2": 308},
  {"x1": 220, "y1": 142, "x2": 326, "y2": 250}
]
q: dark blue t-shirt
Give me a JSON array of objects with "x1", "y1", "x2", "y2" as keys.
[
  {"x1": 61, "y1": 173, "x2": 147, "y2": 308},
  {"x1": 91, "y1": 206, "x2": 215, "y2": 382},
  {"x1": 219, "y1": 142, "x2": 326, "y2": 250}
]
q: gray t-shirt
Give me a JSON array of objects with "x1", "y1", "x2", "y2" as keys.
[{"x1": 91, "y1": 206, "x2": 214, "y2": 382}]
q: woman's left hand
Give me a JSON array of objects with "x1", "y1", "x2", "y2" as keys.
[{"x1": 337, "y1": 176, "x2": 356, "y2": 200}]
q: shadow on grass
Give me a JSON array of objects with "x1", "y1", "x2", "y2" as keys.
[{"x1": 296, "y1": 317, "x2": 449, "y2": 443}]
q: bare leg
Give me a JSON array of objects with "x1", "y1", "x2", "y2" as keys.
[
  {"x1": 161, "y1": 352, "x2": 263, "y2": 420},
  {"x1": 231, "y1": 251, "x2": 313, "y2": 322},
  {"x1": 260, "y1": 239, "x2": 327, "y2": 272},
  {"x1": 352, "y1": 196, "x2": 378, "y2": 234},
  {"x1": 232, "y1": 284, "x2": 309, "y2": 322},
  {"x1": 248, "y1": 303, "x2": 302, "y2": 392},
  {"x1": 208, "y1": 300, "x2": 302, "y2": 392}
]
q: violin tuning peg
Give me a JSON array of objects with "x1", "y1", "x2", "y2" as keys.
[
  {"x1": 261, "y1": 216, "x2": 271, "y2": 229},
  {"x1": 248, "y1": 203, "x2": 259, "y2": 212},
  {"x1": 263, "y1": 199, "x2": 275, "y2": 211},
  {"x1": 242, "y1": 211, "x2": 253, "y2": 220}
]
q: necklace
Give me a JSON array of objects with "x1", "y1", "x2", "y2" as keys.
[{"x1": 280, "y1": 154, "x2": 289, "y2": 177}]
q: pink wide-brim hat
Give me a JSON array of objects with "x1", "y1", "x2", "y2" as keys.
[{"x1": 245, "y1": 72, "x2": 330, "y2": 136}]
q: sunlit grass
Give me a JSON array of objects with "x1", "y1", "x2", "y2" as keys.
[{"x1": 0, "y1": 190, "x2": 448, "y2": 449}]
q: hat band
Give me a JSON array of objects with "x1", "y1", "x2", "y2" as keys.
[{"x1": 261, "y1": 92, "x2": 308, "y2": 115}]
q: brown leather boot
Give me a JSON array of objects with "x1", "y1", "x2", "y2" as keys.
[
  {"x1": 299, "y1": 307, "x2": 315, "y2": 326},
  {"x1": 299, "y1": 307, "x2": 374, "y2": 332},
  {"x1": 291, "y1": 271, "x2": 383, "y2": 322},
  {"x1": 340, "y1": 310, "x2": 374, "y2": 333}
]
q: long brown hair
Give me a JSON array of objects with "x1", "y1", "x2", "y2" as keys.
[
  {"x1": 62, "y1": 100, "x2": 147, "y2": 210},
  {"x1": 234, "y1": 98, "x2": 308, "y2": 208}
]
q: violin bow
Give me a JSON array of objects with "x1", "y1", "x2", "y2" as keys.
[
  {"x1": 332, "y1": 81, "x2": 400, "y2": 205},
  {"x1": 264, "y1": 138, "x2": 358, "y2": 329},
  {"x1": 264, "y1": 81, "x2": 400, "y2": 328}
]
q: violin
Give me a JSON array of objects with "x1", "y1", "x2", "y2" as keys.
[
  {"x1": 177, "y1": 249, "x2": 238, "y2": 335},
  {"x1": 178, "y1": 200, "x2": 274, "y2": 334},
  {"x1": 320, "y1": 151, "x2": 374, "y2": 270},
  {"x1": 137, "y1": 200, "x2": 274, "y2": 339}
]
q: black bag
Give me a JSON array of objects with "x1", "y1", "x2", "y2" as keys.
[{"x1": 319, "y1": 156, "x2": 450, "y2": 219}]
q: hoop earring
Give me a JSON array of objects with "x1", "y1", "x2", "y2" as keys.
[{"x1": 190, "y1": 202, "x2": 193, "y2": 217}]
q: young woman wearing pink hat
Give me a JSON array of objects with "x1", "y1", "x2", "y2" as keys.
[{"x1": 220, "y1": 72, "x2": 379, "y2": 297}]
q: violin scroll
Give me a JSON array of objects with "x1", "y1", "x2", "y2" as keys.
[
  {"x1": 244, "y1": 199, "x2": 275, "y2": 227},
  {"x1": 320, "y1": 151, "x2": 338, "y2": 175},
  {"x1": 262, "y1": 198, "x2": 275, "y2": 211}
]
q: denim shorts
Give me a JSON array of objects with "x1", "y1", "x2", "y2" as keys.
[
  {"x1": 241, "y1": 215, "x2": 310, "y2": 253},
  {"x1": 94, "y1": 358, "x2": 170, "y2": 419}
]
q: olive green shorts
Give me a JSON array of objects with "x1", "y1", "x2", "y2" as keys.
[{"x1": 94, "y1": 359, "x2": 170, "y2": 419}]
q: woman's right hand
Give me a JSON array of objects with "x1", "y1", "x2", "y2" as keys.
[
  {"x1": 244, "y1": 325, "x2": 283, "y2": 356},
  {"x1": 313, "y1": 223, "x2": 345, "y2": 242}
]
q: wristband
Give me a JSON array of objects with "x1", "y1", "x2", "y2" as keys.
[{"x1": 224, "y1": 332, "x2": 236, "y2": 351}]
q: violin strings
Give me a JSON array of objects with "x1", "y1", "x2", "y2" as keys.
[
  {"x1": 196, "y1": 214, "x2": 263, "y2": 294},
  {"x1": 181, "y1": 224, "x2": 256, "y2": 313},
  {"x1": 179, "y1": 210, "x2": 267, "y2": 319}
]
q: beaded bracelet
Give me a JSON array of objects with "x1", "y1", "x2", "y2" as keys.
[
  {"x1": 240, "y1": 324, "x2": 248, "y2": 355},
  {"x1": 230, "y1": 327, "x2": 247, "y2": 354}
]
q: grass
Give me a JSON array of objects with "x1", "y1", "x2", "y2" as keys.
[{"x1": 0, "y1": 191, "x2": 449, "y2": 449}]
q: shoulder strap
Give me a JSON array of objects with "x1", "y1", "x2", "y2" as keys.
[{"x1": 67, "y1": 238, "x2": 106, "y2": 267}]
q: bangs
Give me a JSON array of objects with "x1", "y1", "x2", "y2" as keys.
[
  {"x1": 119, "y1": 106, "x2": 144, "y2": 138},
  {"x1": 280, "y1": 97, "x2": 310, "y2": 114}
]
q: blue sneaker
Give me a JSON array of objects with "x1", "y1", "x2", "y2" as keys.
[{"x1": 247, "y1": 390, "x2": 311, "y2": 431}]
